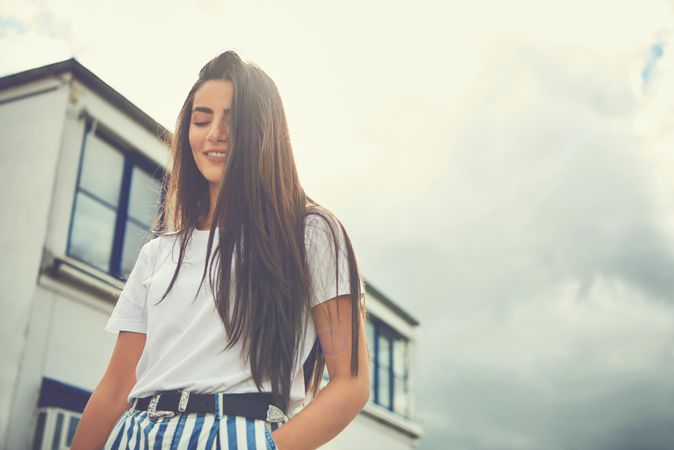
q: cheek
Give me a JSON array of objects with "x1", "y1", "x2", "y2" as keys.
[{"x1": 188, "y1": 126, "x2": 203, "y2": 152}]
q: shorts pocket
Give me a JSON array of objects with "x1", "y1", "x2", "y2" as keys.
[{"x1": 263, "y1": 421, "x2": 279, "y2": 450}]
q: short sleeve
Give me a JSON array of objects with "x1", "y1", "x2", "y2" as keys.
[
  {"x1": 104, "y1": 239, "x2": 156, "y2": 334},
  {"x1": 305, "y1": 214, "x2": 363, "y2": 309}
]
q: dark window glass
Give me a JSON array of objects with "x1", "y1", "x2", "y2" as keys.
[
  {"x1": 122, "y1": 167, "x2": 161, "y2": 274},
  {"x1": 66, "y1": 416, "x2": 79, "y2": 446},
  {"x1": 378, "y1": 363, "x2": 390, "y2": 408},
  {"x1": 393, "y1": 374, "x2": 408, "y2": 416},
  {"x1": 379, "y1": 332, "x2": 391, "y2": 370},
  {"x1": 121, "y1": 220, "x2": 151, "y2": 275},
  {"x1": 79, "y1": 133, "x2": 124, "y2": 206},
  {"x1": 366, "y1": 318, "x2": 376, "y2": 394},
  {"x1": 392, "y1": 338, "x2": 409, "y2": 415},
  {"x1": 32, "y1": 411, "x2": 46, "y2": 450},
  {"x1": 70, "y1": 192, "x2": 116, "y2": 271},
  {"x1": 368, "y1": 318, "x2": 410, "y2": 416},
  {"x1": 377, "y1": 332, "x2": 392, "y2": 408},
  {"x1": 52, "y1": 412, "x2": 63, "y2": 450},
  {"x1": 366, "y1": 318, "x2": 375, "y2": 357},
  {"x1": 128, "y1": 166, "x2": 160, "y2": 223},
  {"x1": 68, "y1": 125, "x2": 162, "y2": 278}
]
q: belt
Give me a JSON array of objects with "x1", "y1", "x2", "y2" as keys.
[{"x1": 131, "y1": 389, "x2": 288, "y2": 422}]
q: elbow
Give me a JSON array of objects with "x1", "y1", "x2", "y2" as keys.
[
  {"x1": 356, "y1": 365, "x2": 371, "y2": 408},
  {"x1": 331, "y1": 375, "x2": 371, "y2": 410},
  {"x1": 356, "y1": 377, "x2": 371, "y2": 409},
  {"x1": 360, "y1": 386, "x2": 371, "y2": 409}
]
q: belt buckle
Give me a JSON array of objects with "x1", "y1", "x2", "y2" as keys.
[
  {"x1": 148, "y1": 393, "x2": 175, "y2": 420},
  {"x1": 266, "y1": 404, "x2": 287, "y2": 422},
  {"x1": 178, "y1": 390, "x2": 190, "y2": 412}
]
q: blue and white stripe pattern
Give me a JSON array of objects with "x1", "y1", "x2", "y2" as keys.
[{"x1": 103, "y1": 393, "x2": 289, "y2": 450}]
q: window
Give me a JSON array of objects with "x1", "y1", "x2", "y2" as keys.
[
  {"x1": 67, "y1": 121, "x2": 163, "y2": 279},
  {"x1": 366, "y1": 317, "x2": 376, "y2": 394},
  {"x1": 392, "y1": 334, "x2": 409, "y2": 416},
  {"x1": 313, "y1": 315, "x2": 411, "y2": 418},
  {"x1": 368, "y1": 316, "x2": 410, "y2": 417}
]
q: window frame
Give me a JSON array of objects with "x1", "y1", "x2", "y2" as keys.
[
  {"x1": 369, "y1": 315, "x2": 410, "y2": 417},
  {"x1": 66, "y1": 118, "x2": 165, "y2": 280}
]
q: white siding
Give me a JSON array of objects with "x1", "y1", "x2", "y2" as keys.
[{"x1": 0, "y1": 77, "x2": 70, "y2": 449}]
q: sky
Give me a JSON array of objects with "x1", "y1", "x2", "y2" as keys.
[{"x1": 2, "y1": 0, "x2": 674, "y2": 448}]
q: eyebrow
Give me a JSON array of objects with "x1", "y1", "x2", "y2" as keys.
[{"x1": 192, "y1": 106, "x2": 230, "y2": 114}]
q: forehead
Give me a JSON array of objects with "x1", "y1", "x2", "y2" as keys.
[{"x1": 193, "y1": 79, "x2": 233, "y2": 108}]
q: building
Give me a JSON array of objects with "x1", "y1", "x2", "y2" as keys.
[{"x1": 0, "y1": 58, "x2": 423, "y2": 449}]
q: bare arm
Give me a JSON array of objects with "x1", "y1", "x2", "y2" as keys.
[
  {"x1": 70, "y1": 331, "x2": 146, "y2": 450},
  {"x1": 272, "y1": 295, "x2": 370, "y2": 450}
]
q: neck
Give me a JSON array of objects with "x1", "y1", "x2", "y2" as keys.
[{"x1": 200, "y1": 181, "x2": 221, "y2": 230}]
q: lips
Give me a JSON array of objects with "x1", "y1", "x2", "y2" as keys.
[{"x1": 204, "y1": 151, "x2": 227, "y2": 163}]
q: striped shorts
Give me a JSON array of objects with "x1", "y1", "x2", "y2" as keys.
[{"x1": 103, "y1": 393, "x2": 290, "y2": 450}]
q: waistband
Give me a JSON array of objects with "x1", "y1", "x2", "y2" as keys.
[{"x1": 130, "y1": 389, "x2": 289, "y2": 422}]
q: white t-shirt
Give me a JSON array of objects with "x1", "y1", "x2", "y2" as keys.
[{"x1": 104, "y1": 214, "x2": 362, "y2": 417}]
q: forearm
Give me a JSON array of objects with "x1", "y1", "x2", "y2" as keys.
[
  {"x1": 271, "y1": 377, "x2": 369, "y2": 450},
  {"x1": 70, "y1": 384, "x2": 132, "y2": 450}
]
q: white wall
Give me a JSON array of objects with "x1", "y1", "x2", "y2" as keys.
[
  {"x1": 0, "y1": 77, "x2": 70, "y2": 449},
  {"x1": 324, "y1": 412, "x2": 419, "y2": 450},
  {"x1": 3, "y1": 70, "x2": 171, "y2": 449},
  {"x1": 6, "y1": 277, "x2": 120, "y2": 449}
]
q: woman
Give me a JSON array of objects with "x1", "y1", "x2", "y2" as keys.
[{"x1": 71, "y1": 50, "x2": 370, "y2": 450}]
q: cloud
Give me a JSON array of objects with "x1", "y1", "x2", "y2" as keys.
[
  {"x1": 417, "y1": 276, "x2": 674, "y2": 449},
  {"x1": 0, "y1": 7, "x2": 74, "y2": 72},
  {"x1": 402, "y1": 25, "x2": 674, "y2": 450},
  {"x1": 2, "y1": 0, "x2": 674, "y2": 448}
]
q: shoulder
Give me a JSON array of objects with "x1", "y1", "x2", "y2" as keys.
[
  {"x1": 137, "y1": 235, "x2": 164, "y2": 265},
  {"x1": 304, "y1": 210, "x2": 343, "y2": 236},
  {"x1": 145, "y1": 230, "x2": 181, "y2": 250},
  {"x1": 303, "y1": 210, "x2": 349, "y2": 255}
]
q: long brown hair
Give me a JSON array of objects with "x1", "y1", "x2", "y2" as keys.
[{"x1": 148, "y1": 49, "x2": 366, "y2": 413}]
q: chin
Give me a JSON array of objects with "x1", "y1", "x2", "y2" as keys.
[
  {"x1": 205, "y1": 172, "x2": 225, "y2": 185},
  {"x1": 205, "y1": 177, "x2": 222, "y2": 186},
  {"x1": 202, "y1": 165, "x2": 223, "y2": 177}
]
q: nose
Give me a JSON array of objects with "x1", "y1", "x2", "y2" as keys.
[{"x1": 207, "y1": 117, "x2": 229, "y2": 143}]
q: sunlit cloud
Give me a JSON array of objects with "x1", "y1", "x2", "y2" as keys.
[{"x1": 2, "y1": 0, "x2": 674, "y2": 448}]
